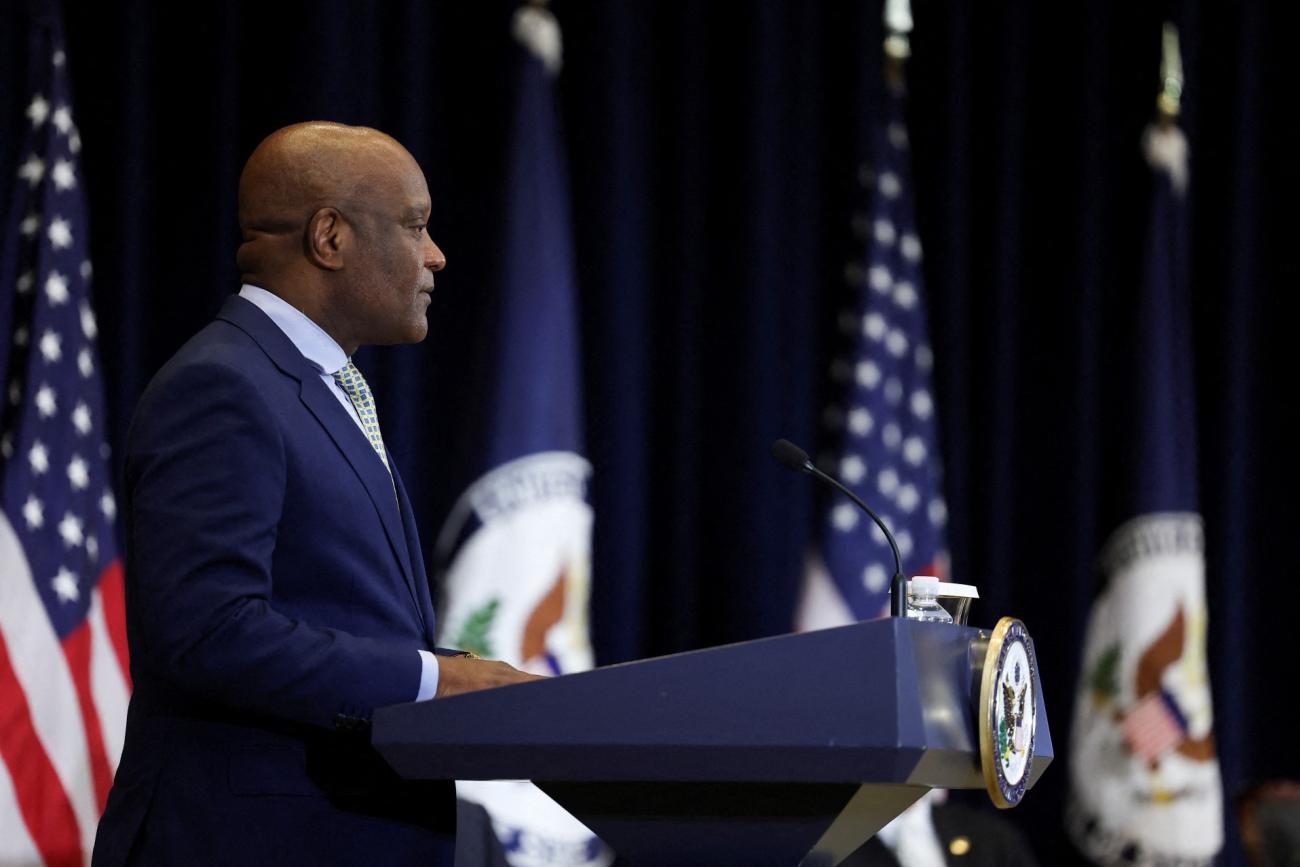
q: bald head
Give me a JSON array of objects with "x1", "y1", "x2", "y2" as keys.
[
  {"x1": 234, "y1": 121, "x2": 446, "y2": 355},
  {"x1": 236, "y1": 122, "x2": 414, "y2": 276}
]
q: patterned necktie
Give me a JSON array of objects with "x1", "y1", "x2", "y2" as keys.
[{"x1": 331, "y1": 361, "x2": 392, "y2": 476}]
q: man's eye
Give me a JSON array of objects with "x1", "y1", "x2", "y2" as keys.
[{"x1": 412, "y1": 225, "x2": 426, "y2": 236}]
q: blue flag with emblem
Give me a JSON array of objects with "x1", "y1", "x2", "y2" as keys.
[
  {"x1": 1065, "y1": 105, "x2": 1224, "y2": 863},
  {"x1": 797, "y1": 76, "x2": 950, "y2": 630},
  {"x1": 432, "y1": 6, "x2": 609, "y2": 866}
]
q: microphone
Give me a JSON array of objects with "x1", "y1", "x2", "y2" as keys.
[{"x1": 771, "y1": 438, "x2": 908, "y2": 617}]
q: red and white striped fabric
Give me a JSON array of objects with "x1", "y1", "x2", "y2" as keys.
[
  {"x1": 1121, "y1": 692, "x2": 1187, "y2": 764},
  {"x1": 2, "y1": 10, "x2": 131, "y2": 865},
  {"x1": 1, "y1": 520, "x2": 130, "y2": 866}
]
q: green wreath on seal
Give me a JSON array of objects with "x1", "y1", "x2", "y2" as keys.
[{"x1": 453, "y1": 598, "x2": 501, "y2": 659}]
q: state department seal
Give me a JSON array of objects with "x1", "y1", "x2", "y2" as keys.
[{"x1": 979, "y1": 616, "x2": 1038, "y2": 808}]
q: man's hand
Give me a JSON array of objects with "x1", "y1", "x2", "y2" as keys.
[{"x1": 434, "y1": 655, "x2": 546, "y2": 698}]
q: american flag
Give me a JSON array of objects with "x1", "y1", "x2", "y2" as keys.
[
  {"x1": 798, "y1": 78, "x2": 949, "y2": 629},
  {"x1": 1121, "y1": 691, "x2": 1189, "y2": 764},
  {"x1": 0, "y1": 10, "x2": 130, "y2": 866}
]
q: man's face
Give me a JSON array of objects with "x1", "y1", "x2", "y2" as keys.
[{"x1": 341, "y1": 148, "x2": 446, "y2": 346}]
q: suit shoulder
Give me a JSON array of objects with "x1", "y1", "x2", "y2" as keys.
[{"x1": 128, "y1": 320, "x2": 291, "y2": 442}]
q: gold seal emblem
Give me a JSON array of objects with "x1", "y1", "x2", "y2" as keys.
[{"x1": 979, "y1": 616, "x2": 1038, "y2": 808}]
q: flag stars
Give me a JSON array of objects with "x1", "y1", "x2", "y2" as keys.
[
  {"x1": 877, "y1": 467, "x2": 900, "y2": 496},
  {"x1": 58, "y1": 512, "x2": 84, "y2": 548},
  {"x1": 68, "y1": 455, "x2": 90, "y2": 490},
  {"x1": 100, "y1": 491, "x2": 116, "y2": 520},
  {"x1": 72, "y1": 403, "x2": 92, "y2": 435},
  {"x1": 8, "y1": 380, "x2": 22, "y2": 405},
  {"x1": 900, "y1": 233, "x2": 923, "y2": 263},
  {"x1": 52, "y1": 105, "x2": 73, "y2": 134},
  {"x1": 46, "y1": 271, "x2": 69, "y2": 304},
  {"x1": 903, "y1": 436, "x2": 928, "y2": 466},
  {"x1": 18, "y1": 154, "x2": 45, "y2": 187},
  {"x1": 896, "y1": 530, "x2": 914, "y2": 559},
  {"x1": 35, "y1": 384, "x2": 57, "y2": 418},
  {"x1": 885, "y1": 328, "x2": 909, "y2": 358},
  {"x1": 863, "y1": 563, "x2": 889, "y2": 592},
  {"x1": 78, "y1": 348, "x2": 94, "y2": 378},
  {"x1": 915, "y1": 344, "x2": 933, "y2": 372},
  {"x1": 22, "y1": 495, "x2": 44, "y2": 530},
  {"x1": 884, "y1": 378, "x2": 904, "y2": 405},
  {"x1": 51, "y1": 160, "x2": 77, "y2": 191},
  {"x1": 897, "y1": 484, "x2": 920, "y2": 513},
  {"x1": 878, "y1": 172, "x2": 901, "y2": 199},
  {"x1": 80, "y1": 302, "x2": 98, "y2": 339},
  {"x1": 874, "y1": 219, "x2": 896, "y2": 246},
  {"x1": 856, "y1": 360, "x2": 881, "y2": 389},
  {"x1": 929, "y1": 498, "x2": 948, "y2": 527},
  {"x1": 882, "y1": 422, "x2": 902, "y2": 450},
  {"x1": 47, "y1": 217, "x2": 73, "y2": 250},
  {"x1": 86, "y1": 535, "x2": 99, "y2": 562},
  {"x1": 29, "y1": 441, "x2": 50, "y2": 474},
  {"x1": 27, "y1": 95, "x2": 50, "y2": 128},
  {"x1": 840, "y1": 455, "x2": 867, "y2": 484},
  {"x1": 893, "y1": 282, "x2": 918, "y2": 310},
  {"x1": 848, "y1": 407, "x2": 874, "y2": 437},
  {"x1": 868, "y1": 265, "x2": 892, "y2": 293},
  {"x1": 13, "y1": 328, "x2": 28, "y2": 348},
  {"x1": 69, "y1": 131, "x2": 82, "y2": 154},
  {"x1": 20, "y1": 213, "x2": 40, "y2": 237},
  {"x1": 911, "y1": 390, "x2": 933, "y2": 420},
  {"x1": 17, "y1": 271, "x2": 34, "y2": 294},
  {"x1": 52, "y1": 50, "x2": 66, "y2": 67},
  {"x1": 863, "y1": 312, "x2": 887, "y2": 341},
  {"x1": 80, "y1": 260, "x2": 93, "y2": 281},
  {"x1": 832, "y1": 502, "x2": 859, "y2": 532},
  {"x1": 52, "y1": 568, "x2": 80, "y2": 603},
  {"x1": 39, "y1": 330, "x2": 62, "y2": 363},
  {"x1": 0, "y1": 433, "x2": 11, "y2": 458}
]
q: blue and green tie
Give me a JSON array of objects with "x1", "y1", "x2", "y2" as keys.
[{"x1": 331, "y1": 361, "x2": 392, "y2": 476}]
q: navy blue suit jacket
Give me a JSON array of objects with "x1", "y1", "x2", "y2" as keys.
[{"x1": 93, "y1": 296, "x2": 455, "y2": 866}]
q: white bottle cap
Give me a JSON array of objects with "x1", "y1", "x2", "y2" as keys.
[{"x1": 911, "y1": 575, "x2": 939, "y2": 589}]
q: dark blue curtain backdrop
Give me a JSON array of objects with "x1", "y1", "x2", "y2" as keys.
[{"x1": 2, "y1": 1, "x2": 1294, "y2": 863}]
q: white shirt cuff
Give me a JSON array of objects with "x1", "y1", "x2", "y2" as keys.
[{"x1": 416, "y1": 649, "x2": 440, "y2": 701}]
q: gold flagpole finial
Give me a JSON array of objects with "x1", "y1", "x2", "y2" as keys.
[
  {"x1": 884, "y1": 0, "x2": 912, "y2": 61},
  {"x1": 1157, "y1": 22, "x2": 1183, "y2": 120},
  {"x1": 883, "y1": 0, "x2": 912, "y2": 90}
]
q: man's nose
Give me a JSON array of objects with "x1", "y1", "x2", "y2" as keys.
[{"x1": 426, "y1": 239, "x2": 447, "y2": 272}]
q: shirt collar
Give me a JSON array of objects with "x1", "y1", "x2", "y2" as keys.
[{"x1": 238, "y1": 284, "x2": 348, "y2": 375}]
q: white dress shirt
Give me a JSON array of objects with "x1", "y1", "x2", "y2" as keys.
[{"x1": 239, "y1": 284, "x2": 439, "y2": 701}]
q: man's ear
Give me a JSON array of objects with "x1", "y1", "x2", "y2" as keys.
[{"x1": 304, "y1": 207, "x2": 347, "y2": 271}]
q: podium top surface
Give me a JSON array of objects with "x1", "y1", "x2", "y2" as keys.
[{"x1": 372, "y1": 618, "x2": 1052, "y2": 790}]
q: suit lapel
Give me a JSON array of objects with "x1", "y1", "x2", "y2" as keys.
[
  {"x1": 394, "y1": 466, "x2": 437, "y2": 647},
  {"x1": 298, "y1": 377, "x2": 423, "y2": 620},
  {"x1": 218, "y1": 295, "x2": 425, "y2": 629}
]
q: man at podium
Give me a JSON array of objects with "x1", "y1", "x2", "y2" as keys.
[{"x1": 93, "y1": 122, "x2": 537, "y2": 867}]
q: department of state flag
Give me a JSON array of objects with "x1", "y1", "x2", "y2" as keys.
[
  {"x1": 433, "y1": 7, "x2": 608, "y2": 867},
  {"x1": 1066, "y1": 119, "x2": 1223, "y2": 866}
]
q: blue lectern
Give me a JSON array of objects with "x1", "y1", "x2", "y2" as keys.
[{"x1": 371, "y1": 618, "x2": 1051, "y2": 866}]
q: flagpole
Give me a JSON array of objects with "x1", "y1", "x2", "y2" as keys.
[{"x1": 1156, "y1": 23, "x2": 1183, "y2": 121}]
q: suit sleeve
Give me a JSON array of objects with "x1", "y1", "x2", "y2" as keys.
[{"x1": 125, "y1": 358, "x2": 421, "y2": 729}]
